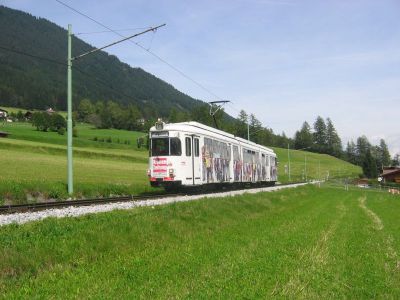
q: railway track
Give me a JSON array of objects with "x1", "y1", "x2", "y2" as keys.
[
  {"x1": 0, "y1": 193, "x2": 184, "y2": 214},
  {"x1": 0, "y1": 182, "x2": 306, "y2": 215}
]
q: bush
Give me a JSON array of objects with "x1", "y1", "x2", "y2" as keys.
[
  {"x1": 57, "y1": 127, "x2": 65, "y2": 135},
  {"x1": 50, "y1": 113, "x2": 67, "y2": 131},
  {"x1": 32, "y1": 112, "x2": 51, "y2": 131},
  {"x1": 106, "y1": 137, "x2": 112, "y2": 143},
  {"x1": 382, "y1": 181, "x2": 400, "y2": 188},
  {"x1": 73, "y1": 128, "x2": 78, "y2": 137},
  {"x1": 47, "y1": 184, "x2": 67, "y2": 199}
]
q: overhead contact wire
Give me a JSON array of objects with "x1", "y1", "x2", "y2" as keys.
[{"x1": 54, "y1": 0, "x2": 224, "y2": 101}]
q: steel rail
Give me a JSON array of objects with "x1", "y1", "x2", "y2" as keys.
[{"x1": 0, "y1": 193, "x2": 182, "y2": 214}]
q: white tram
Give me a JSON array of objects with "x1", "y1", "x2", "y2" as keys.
[{"x1": 148, "y1": 120, "x2": 277, "y2": 189}]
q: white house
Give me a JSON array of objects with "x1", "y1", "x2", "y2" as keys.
[{"x1": 0, "y1": 108, "x2": 8, "y2": 119}]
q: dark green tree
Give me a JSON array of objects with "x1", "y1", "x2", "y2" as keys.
[
  {"x1": 191, "y1": 105, "x2": 213, "y2": 127},
  {"x1": 16, "y1": 110, "x2": 24, "y2": 121},
  {"x1": 392, "y1": 154, "x2": 400, "y2": 167},
  {"x1": 378, "y1": 139, "x2": 391, "y2": 168},
  {"x1": 77, "y1": 99, "x2": 94, "y2": 122},
  {"x1": 356, "y1": 135, "x2": 370, "y2": 166},
  {"x1": 362, "y1": 148, "x2": 378, "y2": 178},
  {"x1": 313, "y1": 116, "x2": 327, "y2": 153},
  {"x1": 345, "y1": 140, "x2": 357, "y2": 165},
  {"x1": 124, "y1": 104, "x2": 142, "y2": 131},
  {"x1": 31, "y1": 112, "x2": 51, "y2": 131},
  {"x1": 249, "y1": 113, "x2": 263, "y2": 143},
  {"x1": 258, "y1": 127, "x2": 275, "y2": 146},
  {"x1": 326, "y1": 118, "x2": 342, "y2": 158},
  {"x1": 169, "y1": 107, "x2": 189, "y2": 123},
  {"x1": 294, "y1": 121, "x2": 313, "y2": 150},
  {"x1": 99, "y1": 103, "x2": 113, "y2": 129},
  {"x1": 275, "y1": 132, "x2": 291, "y2": 148},
  {"x1": 50, "y1": 113, "x2": 67, "y2": 131},
  {"x1": 234, "y1": 110, "x2": 248, "y2": 139}
]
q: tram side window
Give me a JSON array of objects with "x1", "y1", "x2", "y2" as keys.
[
  {"x1": 185, "y1": 137, "x2": 191, "y2": 156},
  {"x1": 170, "y1": 138, "x2": 182, "y2": 156},
  {"x1": 194, "y1": 138, "x2": 199, "y2": 157}
]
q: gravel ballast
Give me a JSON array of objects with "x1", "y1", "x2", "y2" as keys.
[{"x1": 0, "y1": 183, "x2": 308, "y2": 226}]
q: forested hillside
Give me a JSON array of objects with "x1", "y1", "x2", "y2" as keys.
[{"x1": 0, "y1": 5, "x2": 204, "y2": 117}]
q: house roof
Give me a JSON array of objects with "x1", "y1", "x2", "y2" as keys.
[
  {"x1": 382, "y1": 168, "x2": 400, "y2": 178},
  {"x1": 0, "y1": 108, "x2": 8, "y2": 113}
]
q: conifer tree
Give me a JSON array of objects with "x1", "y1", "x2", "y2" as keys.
[
  {"x1": 313, "y1": 116, "x2": 327, "y2": 153},
  {"x1": 392, "y1": 154, "x2": 400, "y2": 167},
  {"x1": 326, "y1": 118, "x2": 342, "y2": 157},
  {"x1": 379, "y1": 139, "x2": 391, "y2": 167},
  {"x1": 234, "y1": 110, "x2": 249, "y2": 139},
  {"x1": 362, "y1": 148, "x2": 378, "y2": 178},
  {"x1": 294, "y1": 121, "x2": 313, "y2": 150},
  {"x1": 345, "y1": 140, "x2": 357, "y2": 165},
  {"x1": 356, "y1": 136, "x2": 370, "y2": 166},
  {"x1": 249, "y1": 113, "x2": 262, "y2": 143}
]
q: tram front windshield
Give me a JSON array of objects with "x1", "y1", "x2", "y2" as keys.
[{"x1": 151, "y1": 138, "x2": 181, "y2": 156}]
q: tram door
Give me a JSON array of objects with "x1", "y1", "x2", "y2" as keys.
[
  {"x1": 185, "y1": 136, "x2": 201, "y2": 185},
  {"x1": 193, "y1": 137, "x2": 201, "y2": 185}
]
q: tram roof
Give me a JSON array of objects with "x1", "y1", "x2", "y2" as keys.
[{"x1": 150, "y1": 121, "x2": 275, "y2": 155}]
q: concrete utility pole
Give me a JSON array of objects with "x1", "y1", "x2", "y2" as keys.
[
  {"x1": 66, "y1": 23, "x2": 165, "y2": 195},
  {"x1": 305, "y1": 154, "x2": 307, "y2": 181},
  {"x1": 287, "y1": 143, "x2": 291, "y2": 182},
  {"x1": 247, "y1": 121, "x2": 250, "y2": 141},
  {"x1": 318, "y1": 160, "x2": 321, "y2": 187},
  {"x1": 67, "y1": 24, "x2": 73, "y2": 195}
]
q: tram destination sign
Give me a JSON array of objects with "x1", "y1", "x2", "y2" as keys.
[{"x1": 151, "y1": 131, "x2": 169, "y2": 138}]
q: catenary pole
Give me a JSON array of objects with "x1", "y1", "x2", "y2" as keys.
[
  {"x1": 66, "y1": 23, "x2": 165, "y2": 195},
  {"x1": 247, "y1": 119, "x2": 250, "y2": 141},
  {"x1": 288, "y1": 143, "x2": 291, "y2": 182},
  {"x1": 305, "y1": 154, "x2": 307, "y2": 181},
  {"x1": 67, "y1": 24, "x2": 73, "y2": 194}
]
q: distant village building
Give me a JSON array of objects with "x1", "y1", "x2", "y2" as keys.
[
  {"x1": 46, "y1": 107, "x2": 55, "y2": 114},
  {"x1": 0, "y1": 108, "x2": 8, "y2": 119},
  {"x1": 0, "y1": 131, "x2": 10, "y2": 138},
  {"x1": 137, "y1": 118, "x2": 146, "y2": 126},
  {"x1": 24, "y1": 111, "x2": 33, "y2": 120},
  {"x1": 381, "y1": 167, "x2": 400, "y2": 184}
]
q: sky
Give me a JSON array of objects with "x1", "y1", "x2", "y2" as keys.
[{"x1": 2, "y1": 0, "x2": 400, "y2": 155}]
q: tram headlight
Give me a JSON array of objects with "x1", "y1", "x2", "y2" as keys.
[
  {"x1": 147, "y1": 169, "x2": 151, "y2": 177},
  {"x1": 168, "y1": 168, "x2": 175, "y2": 178}
]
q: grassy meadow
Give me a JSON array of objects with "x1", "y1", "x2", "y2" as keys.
[
  {"x1": 273, "y1": 146, "x2": 360, "y2": 182},
  {"x1": 0, "y1": 120, "x2": 360, "y2": 204},
  {"x1": 1, "y1": 184, "x2": 399, "y2": 298},
  {"x1": 0, "y1": 122, "x2": 152, "y2": 203}
]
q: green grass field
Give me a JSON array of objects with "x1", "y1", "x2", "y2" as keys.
[
  {"x1": 273, "y1": 147, "x2": 360, "y2": 182},
  {"x1": 1, "y1": 185, "x2": 399, "y2": 298},
  {"x1": 0, "y1": 120, "x2": 360, "y2": 204},
  {"x1": 0, "y1": 122, "x2": 152, "y2": 203}
]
